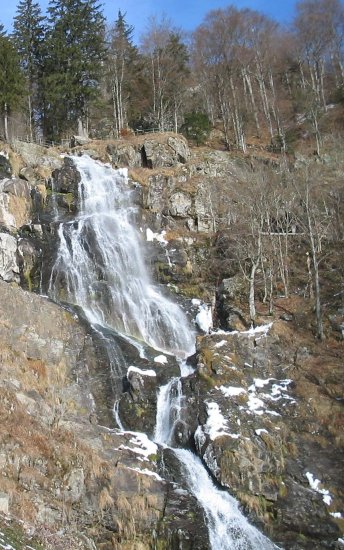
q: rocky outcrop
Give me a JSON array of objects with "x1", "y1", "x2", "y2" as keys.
[
  {"x1": 177, "y1": 320, "x2": 344, "y2": 549},
  {"x1": 106, "y1": 134, "x2": 190, "y2": 169},
  {"x1": 0, "y1": 280, "x2": 209, "y2": 549},
  {"x1": 0, "y1": 177, "x2": 32, "y2": 230}
]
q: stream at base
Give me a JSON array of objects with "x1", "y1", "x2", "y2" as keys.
[{"x1": 47, "y1": 155, "x2": 279, "y2": 549}]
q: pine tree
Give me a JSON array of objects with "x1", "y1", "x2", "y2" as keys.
[
  {"x1": 13, "y1": 0, "x2": 46, "y2": 139},
  {"x1": 0, "y1": 36, "x2": 26, "y2": 141},
  {"x1": 0, "y1": 23, "x2": 6, "y2": 36},
  {"x1": 43, "y1": 0, "x2": 105, "y2": 140}
]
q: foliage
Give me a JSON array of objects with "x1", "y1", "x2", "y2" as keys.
[
  {"x1": 0, "y1": 35, "x2": 26, "y2": 139},
  {"x1": 42, "y1": 0, "x2": 105, "y2": 139},
  {"x1": 12, "y1": 0, "x2": 46, "y2": 137},
  {"x1": 180, "y1": 111, "x2": 211, "y2": 145}
]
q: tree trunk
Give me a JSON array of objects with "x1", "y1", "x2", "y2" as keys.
[{"x1": 4, "y1": 103, "x2": 8, "y2": 142}]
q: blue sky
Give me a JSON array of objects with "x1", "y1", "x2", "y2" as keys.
[{"x1": 2, "y1": 0, "x2": 298, "y2": 43}]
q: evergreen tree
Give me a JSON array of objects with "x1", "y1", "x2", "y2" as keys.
[
  {"x1": 43, "y1": 0, "x2": 105, "y2": 140},
  {"x1": 180, "y1": 111, "x2": 211, "y2": 145},
  {"x1": 0, "y1": 36, "x2": 26, "y2": 141},
  {"x1": 13, "y1": 0, "x2": 46, "y2": 139},
  {"x1": 0, "y1": 23, "x2": 6, "y2": 36}
]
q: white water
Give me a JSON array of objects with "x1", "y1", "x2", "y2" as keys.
[
  {"x1": 174, "y1": 448, "x2": 277, "y2": 550},
  {"x1": 155, "y1": 377, "x2": 279, "y2": 549},
  {"x1": 48, "y1": 155, "x2": 195, "y2": 358},
  {"x1": 49, "y1": 155, "x2": 277, "y2": 549}
]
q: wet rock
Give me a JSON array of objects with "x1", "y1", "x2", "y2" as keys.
[
  {"x1": 0, "y1": 153, "x2": 12, "y2": 179},
  {"x1": 51, "y1": 157, "x2": 81, "y2": 195}
]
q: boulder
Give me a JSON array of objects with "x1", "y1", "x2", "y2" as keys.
[
  {"x1": 107, "y1": 142, "x2": 141, "y2": 167},
  {"x1": 19, "y1": 166, "x2": 37, "y2": 185},
  {"x1": 0, "y1": 178, "x2": 32, "y2": 230},
  {"x1": 1, "y1": 177, "x2": 31, "y2": 199},
  {"x1": 12, "y1": 140, "x2": 63, "y2": 170},
  {"x1": 51, "y1": 157, "x2": 81, "y2": 194}
]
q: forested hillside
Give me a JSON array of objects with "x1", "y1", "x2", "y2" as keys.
[{"x1": 0, "y1": 0, "x2": 343, "y2": 152}]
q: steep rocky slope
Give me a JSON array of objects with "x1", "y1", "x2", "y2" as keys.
[{"x1": 0, "y1": 134, "x2": 343, "y2": 549}]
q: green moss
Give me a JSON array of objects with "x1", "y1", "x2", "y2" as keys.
[
  {"x1": 199, "y1": 370, "x2": 216, "y2": 388},
  {"x1": 0, "y1": 523, "x2": 44, "y2": 550},
  {"x1": 23, "y1": 269, "x2": 32, "y2": 292},
  {"x1": 64, "y1": 192, "x2": 74, "y2": 211}
]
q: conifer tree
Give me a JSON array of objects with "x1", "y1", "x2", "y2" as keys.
[
  {"x1": 0, "y1": 36, "x2": 26, "y2": 141},
  {"x1": 13, "y1": 0, "x2": 46, "y2": 139},
  {"x1": 43, "y1": 0, "x2": 105, "y2": 140},
  {"x1": 0, "y1": 23, "x2": 6, "y2": 36}
]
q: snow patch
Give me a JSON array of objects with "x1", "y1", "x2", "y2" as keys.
[
  {"x1": 127, "y1": 466, "x2": 163, "y2": 481},
  {"x1": 195, "y1": 303, "x2": 213, "y2": 333},
  {"x1": 255, "y1": 429, "x2": 269, "y2": 436},
  {"x1": 305, "y1": 472, "x2": 332, "y2": 505},
  {"x1": 199, "y1": 401, "x2": 237, "y2": 442},
  {"x1": 117, "y1": 432, "x2": 158, "y2": 460},
  {"x1": 146, "y1": 228, "x2": 168, "y2": 244},
  {"x1": 154, "y1": 354, "x2": 168, "y2": 364},
  {"x1": 127, "y1": 365, "x2": 156, "y2": 377},
  {"x1": 214, "y1": 339, "x2": 227, "y2": 348},
  {"x1": 218, "y1": 385, "x2": 247, "y2": 397}
]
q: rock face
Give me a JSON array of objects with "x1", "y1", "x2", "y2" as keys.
[
  {"x1": 0, "y1": 280, "x2": 209, "y2": 549},
  {"x1": 0, "y1": 232, "x2": 20, "y2": 282},
  {"x1": 1, "y1": 135, "x2": 344, "y2": 549},
  {"x1": 177, "y1": 320, "x2": 344, "y2": 549},
  {"x1": 106, "y1": 134, "x2": 190, "y2": 169}
]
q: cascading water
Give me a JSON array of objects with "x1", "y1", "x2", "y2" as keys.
[
  {"x1": 48, "y1": 155, "x2": 195, "y2": 358},
  {"x1": 48, "y1": 155, "x2": 278, "y2": 549},
  {"x1": 155, "y1": 380, "x2": 278, "y2": 549}
]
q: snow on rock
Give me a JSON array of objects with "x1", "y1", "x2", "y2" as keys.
[
  {"x1": 127, "y1": 365, "x2": 156, "y2": 377},
  {"x1": 118, "y1": 432, "x2": 158, "y2": 461},
  {"x1": 146, "y1": 227, "x2": 168, "y2": 244},
  {"x1": 127, "y1": 467, "x2": 163, "y2": 482},
  {"x1": 197, "y1": 401, "x2": 239, "y2": 443},
  {"x1": 195, "y1": 303, "x2": 213, "y2": 333},
  {"x1": 305, "y1": 472, "x2": 332, "y2": 505},
  {"x1": 218, "y1": 385, "x2": 247, "y2": 397},
  {"x1": 154, "y1": 355, "x2": 168, "y2": 364},
  {"x1": 255, "y1": 428, "x2": 269, "y2": 436},
  {"x1": 214, "y1": 339, "x2": 227, "y2": 348}
]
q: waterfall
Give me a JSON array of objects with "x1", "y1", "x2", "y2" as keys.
[
  {"x1": 155, "y1": 379, "x2": 279, "y2": 550},
  {"x1": 48, "y1": 155, "x2": 195, "y2": 358},
  {"x1": 48, "y1": 155, "x2": 278, "y2": 549},
  {"x1": 174, "y1": 448, "x2": 277, "y2": 550}
]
